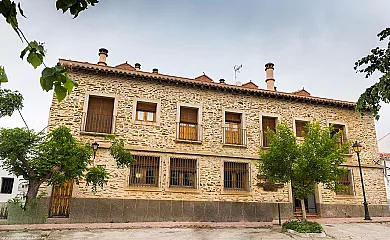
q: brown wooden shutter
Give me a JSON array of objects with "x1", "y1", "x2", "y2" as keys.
[
  {"x1": 137, "y1": 102, "x2": 157, "y2": 112},
  {"x1": 262, "y1": 117, "x2": 276, "y2": 131},
  {"x1": 180, "y1": 107, "x2": 198, "y2": 124},
  {"x1": 86, "y1": 96, "x2": 114, "y2": 133},
  {"x1": 225, "y1": 112, "x2": 241, "y2": 123},
  {"x1": 87, "y1": 96, "x2": 114, "y2": 116},
  {"x1": 295, "y1": 121, "x2": 307, "y2": 137}
]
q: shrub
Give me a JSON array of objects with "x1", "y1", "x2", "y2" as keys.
[{"x1": 282, "y1": 220, "x2": 323, "y2": 233}]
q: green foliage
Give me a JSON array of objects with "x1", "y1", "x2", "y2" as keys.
[
  {"x1": 282, "y1": 220, "x2": 323, "y2": 233},
  {"x1": 20, "y1": 41, "x2": 46, "y2": 69},
  {"x1": 354, "y1": 28, "x2": 390, "y2": 120},
  {"x1": 0, "y1": 0, "x2": 20, "y2": 38},
  {"x1": 0, "y1": 66, "x2": 8, "y2": 84},
  {"x1": 109, "y1": 139, "x2": 134, "y2": 168},
  {"x1": 85, "y1": 166, "x2": 109, "y2": 193},
  {"x1": 40, "y1": 66, "x2": 78, "y2": 102},
  {"x1": 259, "y1": 122, "x2": 348, "y2": 200},
  {"x1": 0, "y1": 87, "x2": 23, "y2": 117},
  {"x1": 56, "y1": 0, "x2": 99, "y2": 18}
]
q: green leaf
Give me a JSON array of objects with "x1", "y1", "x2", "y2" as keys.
[
  {"x1": 0, "y1": 88, "x2": 24, "y2": 117},
  {"x1": 0, "y1": 66, "x2": 8, "y2": 85},
  {"x1": 17, "y1": 3, "x2": 26, "y2": 18},
  {"x1": 27, "y1": 52, "x2": 43, "y2": 69},
  {"x1": 55, "y1": 0, "x2": 99, "y2": 18},
  {"x1": 54, "y1": 84, "x2": 67, "y2": 102},
  {"x1": 63, "y1": 78, "x2": 75, "y2": 94}
]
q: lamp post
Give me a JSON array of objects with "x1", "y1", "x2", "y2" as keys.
[
  {"x1": 352, "y1": 140, "x2": 371, "y2": 220},
  {"x1": 91, "y1": 141, "x2": 99, "y2": 160}
]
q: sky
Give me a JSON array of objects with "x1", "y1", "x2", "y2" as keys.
[{"x1": 1, "y1": 0, "x2": 390, "y2": 142}]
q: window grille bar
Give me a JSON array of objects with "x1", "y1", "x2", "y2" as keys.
[
  {"x1": 177, "y1": 123, "x2": 201, "y2": 141},
  {"x1": 169, "y1": 158, "x2": 197, "y2": 189},
  {"x1": 223, "y1": 162, "x2": 249, "y2": 191},
  {"x1": 336, "y1": 170, "x2": 354, "y2": 195},
  {"x1": 129, "y1": 156, "x2": 160, "y2": 187},
  {"x1": 222, "y1": 127, "x2": 247, "y2": 146}
]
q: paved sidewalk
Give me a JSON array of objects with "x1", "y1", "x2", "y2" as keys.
[{"x1": 0, "y1": 217, "x2": 389, "y2": 231}]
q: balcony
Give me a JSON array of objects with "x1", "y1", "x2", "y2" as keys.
[
  {"x1": 81, "y1": 112, "x2": 115, "y2": 134},
  {"x1": 222, "y1": 127, "x2": 247, "y2": 146},
  {"x1": 176, "y1": 123, "x2": 202, "y2": 142}
]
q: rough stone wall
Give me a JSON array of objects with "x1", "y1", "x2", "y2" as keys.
[{"x1": 47, "y1": 70, "x2": 387, "y2": 206}]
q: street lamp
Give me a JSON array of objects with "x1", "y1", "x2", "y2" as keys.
[
  {"x1": 352, "y1": 140, "x2": 371, "y2": 220},
  {"x1": 91, "y1": 141, "x2": 99, "y2": 160}
]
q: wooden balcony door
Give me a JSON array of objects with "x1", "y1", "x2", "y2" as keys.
[
  {"x1": 225, "y1": 122, "x2": 241, "y2": 145},
  {"x1": 49, "y1": 180, "x2": 73, "y2": 218}
]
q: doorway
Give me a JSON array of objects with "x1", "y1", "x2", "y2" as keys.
[
  {"x1": 49, "y1": 181, "x2": 73, "y2": 217},
  {"x1": 293, "y1": 189, "x2": 317, "y2": 213}
]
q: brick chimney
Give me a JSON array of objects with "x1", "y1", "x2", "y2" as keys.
[
  {"x1": 98, "y1": 48, "x2": 108, "y2": 66},
  {"x1": 265, "y1": 62, "x2": 275, "y2": 91}
]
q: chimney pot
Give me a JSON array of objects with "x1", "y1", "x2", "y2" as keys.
[
  {"x1": 152, "y1": 68, "x2": 158, "y2": 74},
  {"x1": 219, "y1": 79, "x2": 225, "y2": 84},
  {"x1": 98, "y1": 48, "x2": 108, "y2": 66},
  {"x1": 265, "y1": 62, "x2": 275, "y2": 91},
  {"x1": 135, "y1": 63, "x2": 141, "y2": 70}
]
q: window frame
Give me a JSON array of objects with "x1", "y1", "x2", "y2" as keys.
[
  {"x1": 223, "y1": 161, "x2": 250, "y2": 192},
  {"x1": 259, "y1": 113, "x2": 281, "y2": 147},
  {"x1": 128, "y1": 155, "x2": 161, "y2": 188},
  {"x1": 81, "y1": 92, "x2": 119, "y2": 134},
  {"x1": 0, "y1": 177, "x2": 14, "y2": 194},
  {"x1": 222, "y1": 108, "x2": 246, "y2": 146},
  {"x1": 293, "y1": 117, "x2": 310, "y2": 138},
  {"x1": 168, "y1": 157, "x2": 199, "y2": 189},
  {"x1": 327, "y1": 120, "x2": 349, "y2": 145},
  {"x1": 335, "y1": 169, "x2": 355, "y2": 196},
  {"x1": 176, "y1": 103, "x2": 202, "y2": 142},
  {"x1": 132, "y1": 98, "x2": 161, "y2": 126}
]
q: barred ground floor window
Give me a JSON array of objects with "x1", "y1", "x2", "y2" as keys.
[
  {"x1": 336, "y1": 169, "x2": 354, "y2": 195},
  {"x1": 129, "y1": 155, "x2": 160, "y2": 187},
  {"x1": 224, "y1": 162, "x2": 250, "y2": 191},
  {"x1": 169, "y1": 158, "x2": 197, "y2": 188}
]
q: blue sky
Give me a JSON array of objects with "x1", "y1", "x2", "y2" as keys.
[{"x1": 1, "y1": 0, "x2": 390, "y2": 143}]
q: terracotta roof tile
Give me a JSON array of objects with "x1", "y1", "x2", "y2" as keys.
[
  {"x1": 292, "y1": 88, "x2": 310, "y2": 96},
  {"x1": 115, "y1": 62, "x2": 136, "y2": 71},
  {"x1": 195, "y1": 74, "x2": 213, "y2": 83},
  {"x1": 58, "y1": 59, "x2": 356, "y2": 108},
  {"x1": 380, "y1": 153, "x2": 390, "y2": 159},
  {"x1": 242, "y1": 81, "x2": 258, "y2": 89}
]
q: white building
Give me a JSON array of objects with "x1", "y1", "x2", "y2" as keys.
[
  {"x1": 0, "y1": 161, "x2": 27, "y2": 202},
  {"x1": 378, "y1": 133, "x2": 390, "y2": 204}
]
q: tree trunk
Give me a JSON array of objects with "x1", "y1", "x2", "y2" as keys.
[
  {"x1": 300, "y1": 199, "x2": 307, "y2": 220},
  {"x1": 25, "y1": 180, "x2": 41, "y2": 209}
]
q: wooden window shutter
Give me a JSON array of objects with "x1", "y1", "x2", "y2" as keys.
[
  {"x1": 295, "y1": 121, "x2": 307, "y2": 137},
  {"x1": 262, "y1": 117, "x2": 276, "y2": 131},
  {"x1": 87, "y1": 96, "x2": 114, "y2": 116},
  {"x1": 180, "y1": 107, "x2": 198, "y2": 124},
  {"x1": 85, "y1": 96, "x2": 115, "y2": 133},
  {"x1": 137, "y1": 101, "x2": 157, "y2": 112},
  {"x1": 225, "y1": 112, "x2": 241, "y2": 123}
]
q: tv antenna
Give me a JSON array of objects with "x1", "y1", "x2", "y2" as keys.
[{"x1": 234, "y1": 64, "x2": 242, "y2": 83}]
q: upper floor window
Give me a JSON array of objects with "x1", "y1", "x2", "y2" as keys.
[
  {"x1": 169, "y1": 158, "x2": 197, "y2": 188},
  {"x1": 336, "y1": 170, "x2": 354, "y2": 195},
  {"x1": 224, "y1": 162, "x2": 249, "y2": 191},
  {"x1": 0, "y1": 177, "x2": 14, "y2": 194},
  {"x1": 84, "y1": 95, "x2": 115, "y2": 134},
  {"x1": 295, "y1": 120, "x2": 308, "y2": 137},
  {"x1": 223, "y1": 112, "x2": 246, "y2": 145},
  {"x1": 330, "y1": 124, "x2": 347, "y2": 145},
  {"x1": 262, "y1": 116, "x2": 277, "y2": 147},
  {"x1": 129, "y1": 155, "x2": 160, "y2": 187},
  {"x1": 136, "y1": 101, "x2": 157, "y2": 122},
  {"x1": 178, "y1": 106, "x2": 200, "y2": 141}
]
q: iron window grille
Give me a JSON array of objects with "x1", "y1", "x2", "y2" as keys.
[
  {"x1": 169, "y1": 158, "x2": 197, "y2": 189},
  {"x1": 129, "y1": 156, "x2": 160, "y2": 187},
  {"x1": 224, "y1": 162, "x2": 250, "y2": 191},
  {"x1": 336, "y1": 170, "x2": 354, "y2": 195},
  {"x1": 0, "y1": 178, "x2": 14, "y2": 194}
]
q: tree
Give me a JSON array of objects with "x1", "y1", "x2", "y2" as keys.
[
  {"x1": 258, "y1": 122, "x2": 348, "y2": 220},
  {"x1": 354, "y1": 28, "x2": 390, "y2": 120},
  {"x1": 0, "y1": 126, "x2": 133, "y2": 207},
  {"x1": 0, "y1": 0, "x2": 99, "y2": 103}
]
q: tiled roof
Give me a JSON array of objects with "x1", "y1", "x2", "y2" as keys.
[
  {"x1": 380, "y1": 153, "x2": 390, "y2": 159},
  {"x1": 58, "y1": 59, "x2": 356, "y2": 108},
  {"x1": 115, "y1": 62, "x2": 135, "y2": 71},
  {"x1": 195, "y1": 74, "x2": 213, "y2": 83},
  {"x1": 242, "y1": 81, "x2": 259, "y2": 90},
  {"x1": 292, "y1": 88, "x2": 310, "y2": 96}
]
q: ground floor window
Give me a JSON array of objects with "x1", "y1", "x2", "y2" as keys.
[
  {"x1": 224, "y1": 162, "x2": 249, "y2": 191},
  {"x1": 129, "y1": 156, "x2": 160, "y2": 187},
  {"x1": 169, "y1": 158, "x2": 197, "y2": 188},
  {"x1": 0, "y1": 177, "x2": 14, "y2": 194},
  {"x1": 336, "y1": 170, "x2": 354, "y2": 195}
]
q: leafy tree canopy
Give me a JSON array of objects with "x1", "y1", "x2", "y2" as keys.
[
  {"x1": 258, "y1": 122, "x2": 348, "y2": 219},
  {"x1": 355, "y1": 28, "x2": 390, "y2": 120},
  {"x1": 0, "y1": 0, "x2": 99, "y2": 102}
]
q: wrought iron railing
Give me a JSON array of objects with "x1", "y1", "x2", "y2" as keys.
[
  {"x1": 177, "y1": 123, "x2": 202, "y2": 141},
  {"x1": 81, "y1": 112, "x2": 115, "y2": 134},
  {"x1": 169, "y1": 158, "x2": 197, "y2": 189},
  {"x1": 222, "y1": 127, "x2": 247, "y2": 146}
]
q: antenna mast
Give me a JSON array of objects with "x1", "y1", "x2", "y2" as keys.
[{"x1": 234, "y1": 64, "x2": 243, "y2": 84}]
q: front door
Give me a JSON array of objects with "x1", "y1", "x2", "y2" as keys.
[
  {"x1": 293, "y1": 189, "x2": 317, "y2": 213},
  {"x1": 49, "y1": 181, "x2": 73, "y2": 217}
]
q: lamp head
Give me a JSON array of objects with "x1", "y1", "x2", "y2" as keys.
[
  {"x1": 92, "y1": 142, "x2": 99, "y2": 151},
  {"x1": 352, "y1": 140, "x2": 362, "y2": 153}
]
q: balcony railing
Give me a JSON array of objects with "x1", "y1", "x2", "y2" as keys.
[
  {"x1": 260, "y1": 130, "x2": 272, "y2": 148},
  {"x1": 82, "y1": 112, "x2": 115, "y2": 134},
  {"x1": 222, "y1": 127, "x2": 247, "y2": 146},
  {"x1": 177, "y1": 123, "x2": 202, "y2": 141}
]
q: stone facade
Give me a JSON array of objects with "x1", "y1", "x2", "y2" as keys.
[{"x1": 46, "y1": 59, "x2": 389, "y2": 221}]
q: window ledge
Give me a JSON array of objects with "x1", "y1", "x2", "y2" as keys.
[
  {"x1": 221, "y1": 190, "x2": 252, "y2": 196},
  {"x1": 125, "y1": 187, "x2": 161, "y2": 192},
  {"x1": 132, "y1": 120, "x2": 160, "y2": 127},
  {"x1": 334, "y1": 194, "x2": 356, "y2": 199},
  {"x1": 165, "y1": 188, "x2": 200, "y2": 194},
  {"x1": 175, "y1": 139, "x2": 202, "y2": 144},
  {"x1": 223, "y1": 143, "x2": 247, "y2": 148},
  {"x1": 260, "y1": 146, "x2": 270, "y2": 150},
  {"x1": 80, "y1": 131, "x2": 115, "y2": 137}
]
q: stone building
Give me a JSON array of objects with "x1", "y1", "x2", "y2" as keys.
[{"x1": 45, "y1": 48, "x2": 389, "y2": 222}]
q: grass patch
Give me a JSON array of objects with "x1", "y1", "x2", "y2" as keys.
[{"x1": 282, "y1": 220, "x2": 323, "y2": 233}]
